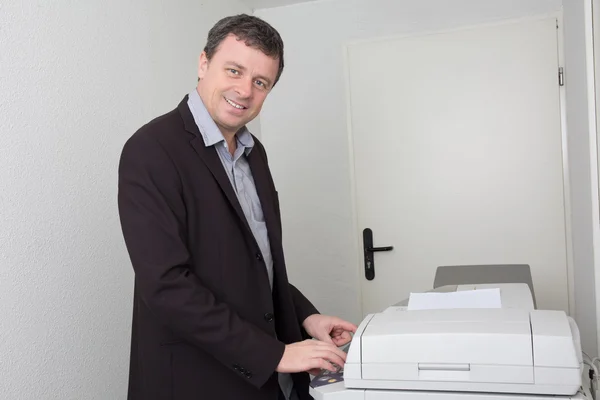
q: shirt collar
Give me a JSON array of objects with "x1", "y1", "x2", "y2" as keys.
[{"x1": 187, "y1": 88, "x2": 254, "y2": 155}]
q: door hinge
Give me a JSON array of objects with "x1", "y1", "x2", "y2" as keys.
[{"x1": 559, "y1": 67, "x2": 564, "y2": 86}]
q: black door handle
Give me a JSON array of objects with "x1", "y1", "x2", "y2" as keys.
[
  {"x1": 363, "y1": 228, "x2": 393, "y2": 281},
  {"x1": 367, "y1": 246, "x2": 394, "y2": 252}
]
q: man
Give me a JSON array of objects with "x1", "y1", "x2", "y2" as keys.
[{"x1": 118, "y1": 14, "x2": 357, "y2": 400}]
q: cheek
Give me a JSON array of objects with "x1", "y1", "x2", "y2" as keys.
[
  {"x1": 209, "y1": 75, "x2": 226, "y2": 95},
  {"x1": 251, "y1": 93, "x2": 268, "y2": 110}
]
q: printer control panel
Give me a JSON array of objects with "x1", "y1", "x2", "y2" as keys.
[{"x1": 310, "y1": 343, "x2": 349, "y2": 388}]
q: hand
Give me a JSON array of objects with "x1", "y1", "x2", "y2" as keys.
[
  {"x1": 276, "y1": 339, "x2": 347, "y2": 376},
  {"x1": 302, "y1": 314, "x2": 358, "y2": 347}
]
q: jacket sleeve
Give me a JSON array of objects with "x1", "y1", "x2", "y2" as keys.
[{"x1": 117, "y1": 132, "x2": 284, "y2": 388}]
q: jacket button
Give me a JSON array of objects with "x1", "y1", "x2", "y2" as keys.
[
  {"x1": 256, "y1": 253, "x2": 263, "y2": 261},
  {"x1": 244, "y1": 371, "x2": 252, "y2": 379},
  {"x1": 264, "y1": 312, "x2": 274, "y2": 322}
]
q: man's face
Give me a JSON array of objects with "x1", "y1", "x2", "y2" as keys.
[{"x1": 197, "y1": 34, "x2": 279, "y2": 136}]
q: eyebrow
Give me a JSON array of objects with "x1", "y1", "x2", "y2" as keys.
[{"x1": 227, "y1": 61, "x2": 272, "y2": 87}]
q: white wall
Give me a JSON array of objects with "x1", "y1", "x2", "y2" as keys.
[
  {"x1": 0, "y1": 1, "x2": 251, "y2": 399},
  {"x1": 563, "y1": 0, "x2": 600, "y2": 359},
  {"x1": 254, "y1": 0, "x2": 565, "y2": 326}
]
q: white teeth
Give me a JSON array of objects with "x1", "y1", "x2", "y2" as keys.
[{"x1": 225, "y1": 97, "x2": 245, "y2": 109}]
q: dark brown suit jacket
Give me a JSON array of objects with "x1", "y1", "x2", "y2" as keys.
[{"x1": 118, "y1": 95, "x2": 319, "y2": 400}]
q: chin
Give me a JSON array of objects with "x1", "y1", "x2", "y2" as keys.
[
  {"x1": 225, "y1": 112, "x2": 249, "y2": 124},
  {"x1": 223, "y1": 117, "x2": 246, "y2": 128}
]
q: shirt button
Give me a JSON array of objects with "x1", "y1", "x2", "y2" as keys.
[
  {"x1": 256, "y1": 253, "x2": 263, "y2": 261},
  {"x1": 264, "y1": 312, "x2": 274, "y2": 322}
]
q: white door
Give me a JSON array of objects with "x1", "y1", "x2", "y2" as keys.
[{"x1": 345, "y1": 17, "x2": 569, "y2": 316}]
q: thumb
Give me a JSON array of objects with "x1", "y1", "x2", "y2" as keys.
[
  {"x1": 336, "y1": 320, "x2": 358, "y2": 333},
  {"x1": 316, "y1": 333, "x2": 335, "y2": 344}
]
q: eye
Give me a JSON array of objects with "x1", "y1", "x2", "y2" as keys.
[
  {"x1": 228, "y1": 69, "x2": 239, "y2": 75},
  {"x1": 255, "y1": 80, "x2": 266, "y2": 88}
]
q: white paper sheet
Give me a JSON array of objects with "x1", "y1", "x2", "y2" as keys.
[{"x1": 407, "y1": 288, "x2": 502, "y2": 310}]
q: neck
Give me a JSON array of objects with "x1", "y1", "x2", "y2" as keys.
[{"x1": 222, "y1": 132, "x2": 237, "y2": 156}]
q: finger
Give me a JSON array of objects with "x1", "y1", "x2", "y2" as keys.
[
  {"x1": 315, "y1": 333, "x2": 335, "y2": 344},
  {"x1": 334, "y1": 320, "x2": 358, "y2": 333},
  {"x1": 310, "y1": 326, "x2": 338, "y2": 344},
  {"x1": 331, "y1": 326, "x2": 345, "y2": 334},
  {"x1": 331, "y1": 330, "x2": 350, "y2": 340},
  {"x1": 332, "y1": 336, "x2": 352, "y2": 347},
  {"x1": 334, "y1": 348, "x2": 348, "y2": 363},
  {"x1": 316, "y1": 342, "x2": 348, "y2": 360},
  {"x1": 311, "y1": 358, "x2": 336, "y2": 372},
  {"x1": 315, "y1": 349, "x2": 346, "y2": 367},
  {"x1": 315, "y1": 339, "x2": 339, "y2": 347},
  {"x1": 314, "y1": 341, "x2": 346, "y2": 356}
]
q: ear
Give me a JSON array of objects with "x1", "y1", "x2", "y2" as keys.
[{"x1": 198, "y1": 52, "x2": 209, "y2": 80}]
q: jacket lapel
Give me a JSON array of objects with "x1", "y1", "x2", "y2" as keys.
[
  {"x1": 246, "y1": 148, "x2": 282, "y2": 249},
  {"x1": 178, "y1": 96, "x2": 283, "y2": 265},
  {"x1": 178, "y1": 98, "x2": 254, "y2": 237}
]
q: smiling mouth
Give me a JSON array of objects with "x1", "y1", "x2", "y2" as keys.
[{"x1": 224, "y1": 97, "x2": 247, "y2": 110}]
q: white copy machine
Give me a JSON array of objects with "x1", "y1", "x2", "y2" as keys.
[{"x1": 309, "y1": 283, "x2": 590, "y2": 400}]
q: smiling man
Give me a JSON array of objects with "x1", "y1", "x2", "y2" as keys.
[{"x1": 117, "y1": 14, "x2": 356, "y2": 400}]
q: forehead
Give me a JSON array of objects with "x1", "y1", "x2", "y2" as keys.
[{"x1": 212, "y1": 34, "x2": 279, "y2": 78}]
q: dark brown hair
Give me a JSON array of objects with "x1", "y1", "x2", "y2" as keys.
[{"x1": 204, "y1": 14, "x2": 284, "y2": 86}]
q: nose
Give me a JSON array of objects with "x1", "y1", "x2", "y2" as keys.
[{"x1": 235, "y1": 77, "x2": 253, "y2": 99}]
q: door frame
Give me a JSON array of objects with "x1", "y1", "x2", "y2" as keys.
[
  {"x1": 341, "y1": 11, "x2": 575, "y2": 317},
  {"x1": 589, "y1": 0, "x2": 600, "y2": 354}
]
